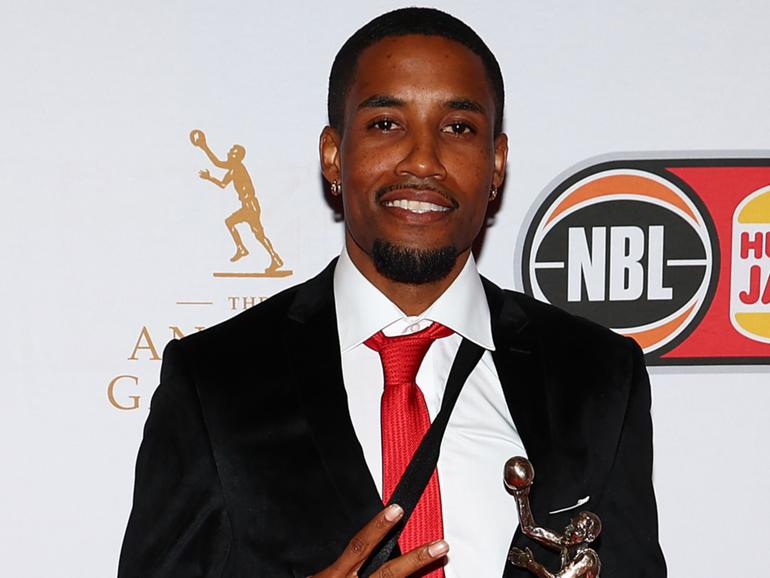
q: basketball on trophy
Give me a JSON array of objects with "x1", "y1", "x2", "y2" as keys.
[{"x1": 504, "y1": 456, "x2": 534, "y2": 491}]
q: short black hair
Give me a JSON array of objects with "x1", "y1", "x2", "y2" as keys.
[{"x1": 327, "y1": 7, "x2": 505, "y2": 136}]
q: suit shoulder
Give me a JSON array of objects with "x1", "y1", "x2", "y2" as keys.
[
  {"x1": 506, "y1": 289, "x2": 636, "y2": 357},
  {"x1": 157, "y1": 260, "x2": 337, "y2": 382},
  {"x1": 173, "y1": 281, "x2": 301, "y2": 356},
  {"x1": 499, "y1": 290, "x2": 644, "y2": 403}
]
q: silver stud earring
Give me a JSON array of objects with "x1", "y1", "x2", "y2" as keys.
[
  {"x1": 489, "y1": 185, "x2": 498, "y2": 201},
  {"x1": 331, "y1": 180, "x2": 341, "y2": 196}
]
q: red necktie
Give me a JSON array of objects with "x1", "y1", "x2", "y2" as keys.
[{"x1": 365, "y1": 322, "x2": 453, "y2": 575}]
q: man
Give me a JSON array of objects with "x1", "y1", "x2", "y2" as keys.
[{"x1": 119, "y1": 8, "x2": 666, "y2": 578}]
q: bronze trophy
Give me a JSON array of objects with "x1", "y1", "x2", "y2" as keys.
[{"x1": 504, "y1": 457, "x2": 602, "y2": 578}]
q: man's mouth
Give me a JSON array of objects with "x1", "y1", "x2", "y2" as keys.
[
  {"x1": 377, "y1": 183, "x2": 458, "y2": 218},
  {"x1": 382, "y1": 199, "x2": 452, "y2": 214}
]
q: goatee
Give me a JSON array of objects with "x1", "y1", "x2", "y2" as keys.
[{"x1": 371, "y1": 240, "x2": 458, "y2": 284}]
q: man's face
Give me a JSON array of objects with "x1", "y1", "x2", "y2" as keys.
[{"x1": 321, "y1": 34, "x2": 507, "y2": 283}]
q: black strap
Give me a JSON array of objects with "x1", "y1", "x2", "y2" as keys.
[{"x1": 359, "y1": 337, "x2": 485, "y2": 578}]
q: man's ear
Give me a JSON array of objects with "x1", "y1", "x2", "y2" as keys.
[
  {"x1": 493, "y1": 132, "x2": 508, "y2": 190},
  {"x1": 320, "y1": 126, "x2": 341, "y2": 184}
]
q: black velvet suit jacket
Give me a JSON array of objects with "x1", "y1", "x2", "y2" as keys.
[{"x1": 119, "y1": 260, "x2": 666, "y2": 577}]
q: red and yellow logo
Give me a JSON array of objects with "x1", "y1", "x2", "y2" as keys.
[
  {"x1": 520, "y1": 157, "x2": 770, "y2": 366},
  {"x1": 731, "y1": 185, "x2": 770, "y2": 342}
]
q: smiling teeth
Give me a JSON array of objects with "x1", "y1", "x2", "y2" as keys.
[{"x1": 384, "y1": 199, "x2": 450, "y2": 213}]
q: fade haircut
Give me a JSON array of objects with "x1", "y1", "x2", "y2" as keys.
[{"x1": 327, "y1": 7, "x2": 505, "y2": 136}]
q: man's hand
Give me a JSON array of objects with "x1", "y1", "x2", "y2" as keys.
[
  {"x1": 199, "y1": 169, "x2": 211, "y2": 181},
  {"x1": 310, "y1": 504, "x2": 449, "y2": 578}
]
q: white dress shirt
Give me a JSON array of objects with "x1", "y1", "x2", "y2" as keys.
[{"x1": 333, "y1": 248, "x2": 527, "y2": 578}]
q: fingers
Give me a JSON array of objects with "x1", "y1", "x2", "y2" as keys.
[
  {"x1": 314, "y1": 504, "x2": 450, "y2": 578},
  {"x1": 373, "y1": 539, "x2": 449, "y2": 578},
  {"x1": 332, "y1": 503, "x2": 405, "y2": 574}
]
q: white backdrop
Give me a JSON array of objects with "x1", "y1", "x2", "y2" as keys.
[{"x1": 1, "y1": 1, "x2": 768, "y2": 576}]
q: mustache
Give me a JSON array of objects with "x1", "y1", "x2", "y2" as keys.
[{"x1": 375, "y1": 181, "x2": 459, "y2": 209}]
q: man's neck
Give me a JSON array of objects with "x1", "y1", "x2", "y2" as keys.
[{"x1": 345, "y1": 239, "x2": 471, "y2": 316}]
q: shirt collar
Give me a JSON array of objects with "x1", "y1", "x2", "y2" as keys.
[{"x1": 333, "y1": 247, "x2": 495, "y2": 352}]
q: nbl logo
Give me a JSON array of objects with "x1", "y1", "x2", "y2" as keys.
[
  {"x1": 519, "y1": 157, "x2": 770, "y2": 365},
  {"x1": 522, "y1": 166, "x2": 717, "y2": 357}
]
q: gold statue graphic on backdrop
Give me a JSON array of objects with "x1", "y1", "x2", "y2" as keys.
[{"x1": 190, "y1": 129, "x2": 290, "y2": 277}]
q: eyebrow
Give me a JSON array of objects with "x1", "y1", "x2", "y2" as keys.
[
  {"x1": 355, "y1": 94, "x2": 486, "y2": 115},
  {"x1": 445, "y1": 98, "x2": 485, "y2": 114},
  {"x1": 357, "y1": 95, "x2": 405, "y2": 110}
]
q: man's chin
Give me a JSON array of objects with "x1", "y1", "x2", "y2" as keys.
[{"x1": 371, "y1": 239, "x2": 458, "y2": 284}]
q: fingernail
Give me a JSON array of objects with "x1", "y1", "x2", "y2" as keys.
[
  {"x1": 384, "y1": 504, "x2": 403, "y2": 522},
  {"x1": 428, "y1": 540, "x2": 449, "y2": 557}
]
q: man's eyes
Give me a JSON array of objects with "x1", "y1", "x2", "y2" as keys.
[{"x1": 366, "y1": 118, "x2": 476, "y2": 135}]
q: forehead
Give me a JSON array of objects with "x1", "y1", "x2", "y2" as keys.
[{"x1": 347, "y1": 34, "x2": 493, "y2": 110}]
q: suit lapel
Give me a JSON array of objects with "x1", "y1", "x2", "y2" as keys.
[
  {"x1": 283, "y1": 260, "x2": 382, "y2": 531},
  {"x1": 483, "y1": 280, "x2": 551, "y2": 577},
  {"x1": 484, "y1": 280, "x2": 598, "y2": 577},
  {"x1": 483, "y1": 279, "x2": 552, "y2": 519}
]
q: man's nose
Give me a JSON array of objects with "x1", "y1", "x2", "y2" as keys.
[{"x1": 395, "y1": 130, "x2": 447, "y2": 180}]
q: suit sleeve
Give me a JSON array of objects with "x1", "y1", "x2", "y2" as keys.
[
  {"x1": 118, "y1": 339, "x2": 232, "y2": 578},
  {"x1": 597, "y1": 338, "x2": 667, "y2": 577}
]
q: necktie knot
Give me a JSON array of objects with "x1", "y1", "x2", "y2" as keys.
[{"x1": 365, "y1": 322, "x2": 453, "y2": 387}]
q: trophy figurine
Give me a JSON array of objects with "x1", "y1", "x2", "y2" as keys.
[{"x1": 504, "y1": 457, "x2": 602, "y2": 578}]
